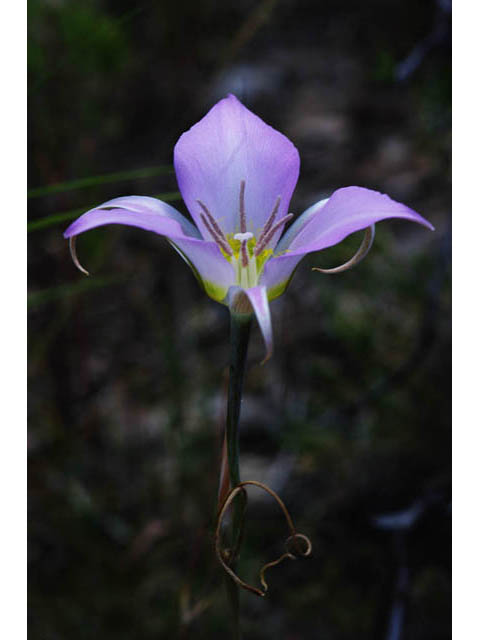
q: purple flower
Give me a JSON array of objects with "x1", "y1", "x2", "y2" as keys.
[{"x1": 64, "y1": 94, "x2": 433, "y2": 360}]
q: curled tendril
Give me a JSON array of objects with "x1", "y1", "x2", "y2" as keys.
[
  {"x1": 215, "y1": 480, "x2": 312, "y2": 597},
  {"x1": 312, "y1": 224, "x2": 375, "y2": 274},
  {"x1": 69, "y1": 237, "x2": 90, "y2": 276}
]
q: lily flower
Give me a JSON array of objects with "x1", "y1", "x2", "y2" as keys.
[{"x1": 64, "y1": 94, "x2": 433, "y2": 361}]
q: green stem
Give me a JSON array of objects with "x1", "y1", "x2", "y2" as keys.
[
  {"x1": 226, "y1": 312, "x2": 251, "y2": 488},
  {"x1": 224, "y1": 311, "x2": 252, "y2": 639}
]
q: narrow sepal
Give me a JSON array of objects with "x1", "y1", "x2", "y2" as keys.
[{"x1": 228, "y1": 285, "x2": 273, "y2": 363}]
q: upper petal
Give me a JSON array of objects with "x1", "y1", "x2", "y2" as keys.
[
  {"x1": 63, "y1": 195, "x2": 201, "y2": 240},
  {"x1": 174, "y1": 94, "x2": 300, "y2": 240},
  {"x1": 280, "y1": 186, "x2": 433, "y2": 256}
]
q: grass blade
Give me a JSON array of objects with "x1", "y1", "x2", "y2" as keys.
[
  {"x1": 28, "y1": 165, "x2": 174, "y2": 199},
  {"x1": 28, "y1": 275, "x2": 124, "y2": 309}
]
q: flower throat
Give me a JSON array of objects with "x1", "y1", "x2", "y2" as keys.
[{"x1": 197, "y1": 180, "x2": 293, "y2": 288}]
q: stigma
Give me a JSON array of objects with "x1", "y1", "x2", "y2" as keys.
[{"x1": 233, "y1": 232, "x2": 254, "y2": 243}]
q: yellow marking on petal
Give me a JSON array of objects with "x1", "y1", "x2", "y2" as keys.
[
  {"x1": 219, "y1": 245, "x2": 234, "y2": 260},
  {"x1": 221, "y1": 234, "x2": 258, "y2": 260},
  {"x1": 270, "y1": 247, "x2": 290, "y2": 257},
  {"x1": 255, "y1": 248, "x2": 273, "y2": 273},
  {"x1": 267, "y1": 280, "x2": 289, "y2": 301},
  {"x1": 202, "y1": 280, "x2": 229, "y2": 303}
]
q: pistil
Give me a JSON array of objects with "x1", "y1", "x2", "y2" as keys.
[{"x1": 234, "y1": 231, "x2": 255, "y2": 287}]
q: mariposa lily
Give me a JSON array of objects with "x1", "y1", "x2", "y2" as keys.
[{"x1": 64, "y1": 94, "x2": 433, "y2": 361}]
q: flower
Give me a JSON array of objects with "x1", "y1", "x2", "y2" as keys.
[{"x1": 64, "y1": 94, "x2": 433, "y2": 361}]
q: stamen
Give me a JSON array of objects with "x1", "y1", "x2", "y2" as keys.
[
  {"x1": 69, "y1": 237, "x2": 90, "y2": 276},
  {"x1": 254, "y1": 213, "x2": 294, "y2": 256},
  {"x1": 312, "y1": 224, "x2": 375, "y2": 274},
  {"x1": 239, "y1": 180, "x2": 247, "y2": 233},
  {"x1": 198, "y1": 200, "x2": 232, "y2": 255},
  {"x1": 256, "y1": 196, "x2": 281, "y2": 247},
  {"x1": 200, "y1": 213, "x2": 233, "y2": 256}
]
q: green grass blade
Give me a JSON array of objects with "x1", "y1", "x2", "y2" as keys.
[
  {"x1": 28, "y1": 165, "x2": 174, "y2": 198},
  {"x1": 28, "y1": 275, "x2": 124, "y2": 309}
]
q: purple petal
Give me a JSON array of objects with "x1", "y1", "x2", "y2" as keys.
[
  {"x1": 260, "y1": 253, "x2": 305, "y2": 301},
  {"x1": 170, "y1": 236, "x2": 236, "y2": 303},
  {"x1": 261, "y1": 187, "x2": 433, "y2": 299},
  {"x1": 63, "y1": 195, "x2": 235, "y2": 302},
  {"x1": 174, "y1": 94, "x2": 300, "y2": 243},
  {"x1": 274, "y1": 198, "x2": 329, "y2": 255},
  {"x1": 228, "y1": 285, "x2": 273, "y2": 362},
  {"x1": 280, "y1": 186, "x2": 434, "y2": 257},
  {"x1": 63, "y1": 195, "x2": 201, "y2": 240}
]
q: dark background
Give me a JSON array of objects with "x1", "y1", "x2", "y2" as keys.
[{"x1": 28, "y1": 1, "x2": 451, "y2": 638}]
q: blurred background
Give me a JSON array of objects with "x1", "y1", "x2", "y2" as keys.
[{"x1": 28, "y1": 0, "x2": 451, "y2": 638}]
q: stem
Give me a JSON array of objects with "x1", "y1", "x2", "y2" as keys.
[
  {"x1": 226, "y1": 312, "x2": 251, "y2": 489},
  {"x1": 223, "y1": 311, "x2": 252, "y2": 638}
]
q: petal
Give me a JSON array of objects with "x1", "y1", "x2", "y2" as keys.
[
  {"x1": 174, "y1": 94, "x2": 300, "y2": 241},
  {"x1": 171, "y1": 236, "x2": 235, "y2": 303},
  {"x1": 262, "y1": 187, "x2": 433, "y2": 300},
  {"x1": 260, "y1": 252, "x2": 306, "y2": 301},
  {"x1": 63, "y1": 195, "x2": 235, "y2": 302},
  {"x1": 280, "y1": 186, "x2": 434, "y2": 256},
  {"x1": 274, "y1": 198, "x2": 329, "y2": 255},
  {"x1": 63, "y1": 195, "x2": 201, "y2": 240},
  {"x1": 260, "y1": 199, "x2": 329, "y2": 298},
  {"x1": 228, "y1": 285, "x2": 273, "y2": 363}
]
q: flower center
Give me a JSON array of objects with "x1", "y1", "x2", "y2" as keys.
[{"x1": 197, "y1": 181, "x2": 293, "y2": 288}]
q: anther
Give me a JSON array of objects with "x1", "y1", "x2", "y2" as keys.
[
  {"x1": 200, "y1": 214, "x2": 233, "y2": 256},
  {"x1": 197, "y1": 200, "x2": 233, "y2": 256},
  {"x1": 239, "y1": 180, "x2": 247, "y2": 233},
  {"x1": 256, "y1": 196, "x2": 281, "y2": 247},
  {"x1": 254, "y1": 213, "x2": 294, "y2": 256}
]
